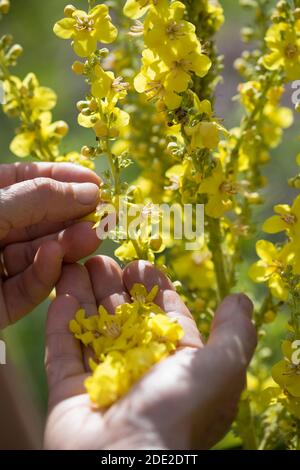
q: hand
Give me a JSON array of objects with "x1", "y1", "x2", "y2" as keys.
[
  {"x1": 44, "y1": 256, "x2": 257, "y2": 450},
  {"x1": 0, "y1": 162, "x2": 101, "y2": 329}
]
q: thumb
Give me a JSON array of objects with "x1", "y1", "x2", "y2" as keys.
[
  {"x1": 109, "y1": 294, "x2": 257, "y2": 449},
  {"x1": 188, "y1": 293, "x2": 257, "y2": 448},
  {"x1": 0, "y1": 178, "x2": 100, "y2": 240},
  {"x1": 207, "y1": 293, "x2": 257, "y2": 371}
]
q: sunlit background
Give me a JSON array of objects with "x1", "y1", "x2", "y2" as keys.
[{"x1": 0, "y1": 0, "x2": 299, "y2": 447}]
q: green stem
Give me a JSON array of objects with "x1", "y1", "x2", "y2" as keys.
[
  {"x1": 131, "y1": 237, "x2": 147, "y2": 260},
  {"x1": 239, "y1": 391, "x2": 258, "y2": 450},
  {"x1": 106, "y1": 137, "x2": 120, "y2": 195},
  {"x1": 207, "y1": 217, "x2": 229, "y2": 300}
]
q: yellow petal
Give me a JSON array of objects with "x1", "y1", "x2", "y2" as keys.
[
  {"x1": 263, "y1": 215, "x2": 287, "y2": 234},
  {"x1": 53, "y1": 18, "x2": 75, "y2": 39},
  {"x1": 10, "y1": 132, "x2": 35, "y2": 158}
]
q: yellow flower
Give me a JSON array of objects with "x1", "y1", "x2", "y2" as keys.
[
  {"x1": 239, "y1": 80, "x2": 261, "y2": 113},
  {"x1": 161, "y1": 40, "x2": 211, "y2": 93},
  {"x1": 262, "y1": 103, "x2": 293, "y2": 146},
  {"x1": 53, "y1": 5, "x2": 117, "y2": 57},
  {"x1": 10, "y1": 111, "x2": 68, "y2": 158},
  {"x1": 78, "y1": 99, "x2": 130, "y2": 138},
  {"x1": 185, "y1": 99, "x2": 227, "y2": 150},
  {"x1": 69, "y1": 283, "x2": 183, "y2": 408},
  {"x1": 272, "y1": 341, "x2": 300, "y2": 398},
  {"x1": 124, "y1": 0, "x2": 168, "y2": 19},
  {"x1": 3, "y1": 73, "x2": 56, "y2": 116},
  {"x1": 199, "y1": 160, "x2": 235, "y2": 218},
  {"x1": 91, "y1": 65, "x2": 129, "y2": 102},
  {"x1": 115, "y1": 240, "x2": 141, "y2": 262},
  {"x1": 85, "y1": 352, "x2": 130, "y2": 408},
  {"x1": 263, "y1": 195, "x2": 300, "y2": 238},
  {"x1": 249, "y1": 241, "x2": 293, "y2": 300},
  {"x1": 207, "y1": 1, "x2": 224, "y2": 33},
  {"x1": 130, "y1": 283, "x2": 159, "y2": 304},
  {"x1": 262, "y1": 22, "x2": 300, "y2": 80},
  {"x1": 144, "y1": 1, "x2": 196, "y2": 57},
  {"x1": 134, "y1": 49, "x2": 182, "y2": 109},
  {"x1": 286, "y1": 395, "x2": 300, "y2": 419},
  {"x1": 172, "y1": 250, "x2": 215, "y2": 290}
]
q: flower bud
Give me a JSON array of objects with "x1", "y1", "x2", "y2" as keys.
[
  {"x1": 239, "y1": 0, "x2": 257, "y2": 7},
  {"x1": 234, "y1": 58, "x2": 246, "y2": 74},
  {"x1": 81, "y1": 107, "x2": 92, "y2": 116},
  {"x1": 94, "y1": 121, "x2": 109, "y2": 138},
  {"x1": 246, "y1": 192, "x2": 263, "y2": 204},
  {"x1": 98, "y1": 48, "x2": 109, "y2": 59},
  {"x1": 89, "y1": 98, "x2": 98, "y2": 112},
  {"x1": 76, "y1": 100, "x2": 88, "y2": 111},
  {"x1": 109, "y1": 128, "x2": 119, "y2": 138},
  {"x1": 288, "y1": 175, "x2": 300, "y2": 189},
  {"x1": 0, "y1": 34, "x2": 13, "y2": 48},
  {"x1": 294, "y1": 8, "x2": 300, "y2": 20},
  {"x1": 81, "y1": 145, "x2": 94, "y2": 158},
  {"x1": 55, "y1": 121, "x2": 69, "y2": 136},
  {"x1": 72, "y1": 61, "x2": 85, "y2": 75},
  {"x1": 64, "y1": 4, "x2": 76, "y2": 17},
  {"x1": 8, "y1": 44, "x2": 23, "y2": 59},
  {"x1": 263, "y1": 310, "x2": 277, "y2": 324},
  {"x1": 150, "y1": 235, "x2": 163, "y2": 252},
  {"x1": 241, "y1": 27, "x2": 255, "y2": 42},
  {"x1": 0, "y1": 0, "x2": 10, "y2": 14}
]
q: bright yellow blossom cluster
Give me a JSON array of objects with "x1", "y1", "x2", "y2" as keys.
[
  {"x1": 133, "y1": 0, "x2": 211, "y2": 110},
  {"x1": 263, "y1": 20, "x2": 300, "y2": 81},
  {"x1": 69, "y1": 284, "x2": 183, "y2": 407},
  {"x1": 0, "y1": 9, "x2": 94, "y2": 167}
]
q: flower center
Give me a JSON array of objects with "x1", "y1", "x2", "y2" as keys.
[
  {"x1": 281, "y1": 213, "x2": 297, "y2": 225},
  {"x1": 112, "y1": 76, "x2": 129, "y2": 93},
  {"x1": 284, "y1": 43, "x2": 298, "y2": 59},
  {"x1": 145, "y1": 80, "x2": 164, "y2": 101},
  {"x1": 165, "y1": 175, "x2": 180, "y2": 191},
  {"x1": 173, "y1": 59, "x2": 193, "y2": 72},
  {"x1": 270, "y1": 259, "x2": 284, "y2": 273},
  {"x1": 105, "y1": 322, "x2": 121, "y2": 339},
  {"x1": 129, "y1": 20, "x2": 144, "y2": 37},
  {"x1": 284, "y1": 361, "x2": 300, "y2": 376},
  {"x1": 219, "y1": 181, "x2": 238, "y2": 195},
  {"x1": 166, "y1": 21, "x2": 185, "y2": 40},
  {"x1": 75, "y1": 16, "x2": 94, "y2": 33}
]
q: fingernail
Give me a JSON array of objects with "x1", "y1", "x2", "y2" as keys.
[
  {"x1": 72, "y1": 183, "x2": 99, "y2": 205},
  {"x1": 233, "y1": 293, "x2": 253, "y2": 319}
]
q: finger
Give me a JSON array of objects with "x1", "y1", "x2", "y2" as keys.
[
  {"x1": 0, "y1": 220, "x2": 72, "y2": 247},
  {"x1": 85, "y1": 256, "x2": 129, "y2": 313},
  {"x1": 0, "y1": 162, "x2": 100, "y2": 189},
  {"x1": 56, "y1": 264, "x2": 98, "y2": 371},
  {"x1": 45, "y1": 294, "x2": 89, "y2": 409},
  {"x1": 123, "y1": 260, "x2": 203, "y2": 348},
  {"x1": 56, "y1": 264, "x2": 97, "y2": 316},
  {"x1": 187, "y1": 294, "x2": 257, "y2": 448},
  {"x1": 0, "y1": 177, "x2": 100, "y2": 240},
  {"x1": 3, "y1": 222, "x2": 101, "y2": 277},
  {"x1": 0, "y1": 240, "x2": 64, "y2": 328},
  {"x1": 207, "y1": 293, "x2": 257, "y2": 364}
]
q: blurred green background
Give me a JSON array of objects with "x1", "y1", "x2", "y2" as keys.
[{"x1": 0, "y1": 0, "x2": 299, "y2": 431}]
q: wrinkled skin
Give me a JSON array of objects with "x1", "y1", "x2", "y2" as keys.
[
  {"x1": 44, "y1": 256, "x2": 257, "y2": 450},
  {"x1": 0, "y1": 162, "x2": 101, "y2": 329}
]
